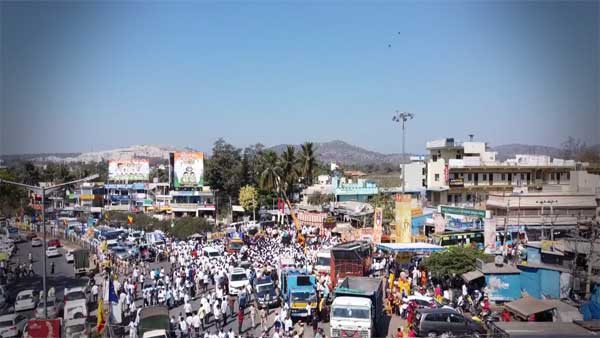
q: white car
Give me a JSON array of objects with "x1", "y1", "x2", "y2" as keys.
[
  {"x1": 402, "y1": 295, "x2": 454, "y2": 311},
  {"x1": 64, "y1": 318, "x2": 88, "y2": 338},
  {"x1": 64, "y1": 287, "x2": 87, "y2": 304},
  {"x1": 31, "y1": 237, "x2": 43, "y2": 247},
  {"x1": 34, "y1": 296, "x2": 60, "y2": 319},
  {"x1": 45, "y1": 246, "x2": 60, "y2": 258},
  {"x1": 0, "y1": 314, "x2": 27, "y2": 338},
  {"x1": 14, "y1": 290, "x2": 37, "y2": 312},
  {"x1": 65, "y1": 250, "x2": 74, "y2": 263},
  {"x1": 63, "y1": 299, "x2": 87, "y2": 321},
  {"x1": 228, "y1": 268, "x2": 250, "y2": 295}
]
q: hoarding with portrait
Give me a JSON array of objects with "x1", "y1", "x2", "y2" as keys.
[
  {"x1": 108, "y1": 159, "x2": 149, "y2": 181},
  {"x1": 173, "y1": 152, "x2": 204, "y2": 188}
]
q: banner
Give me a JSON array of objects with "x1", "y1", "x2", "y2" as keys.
[
  {"x1": 394, "y1": 194, "x2": 412, "y2": 243},
  {"x1": 173, "y1": 152, "x2": 204, "y2": 187},
  {"x1": 433, "y1": 213, "x2": 445, "y2": 234},
  {"x1": 108, "y1": 159, "x2": 149, "y2": 181},
  {"x1": 374, "y1": 207, "x2": 383, "y2": 229},
  {"x1": 484, "y1": 218, "x2": 497, "y2": 250}
]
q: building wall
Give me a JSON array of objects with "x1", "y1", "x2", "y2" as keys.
[
  {"x1": 427, "y1": 158, "x2": 448, "y2": 189},
  {"x1": 520, "y1": 267, "x2": 541, "y2": 298},
  {"x1": 540, "y1": 269, "x2": 560, "y2": 298},
  {"x1": 402, "y1": 161, "x2": 426, "y2": 191}
]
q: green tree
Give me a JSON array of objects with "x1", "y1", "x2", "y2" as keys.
[
  {"x1": 170, "y1": 217, "x2": 214, "y2": 239},
  {"x1": 300, "y1": 142, "x2": 317, "y2": 186},
  {"x1": 259, "y1": 151, "x2": 282, "y2": 193},
  {"x1": 205, "y1": 138, "x2": 243, "y2": 200},
  {"x1": 370, "y1": 193, "x2": 395, "y2": 223},
  {"x1": 239, "y1": 144, "x2": 264, "y2": 188},
  {"x1": 422, "y1": 246, "x2": 491, "y2": 278},
  {"x1": 280, "y1": 146, "x2": 300, "y2": 199},
  {"x1": 239, "y1": 185, "x2": 258, "y2": 219},
  {"x1": 0, "y1": 169, "x2": 27, "y2": 217}
]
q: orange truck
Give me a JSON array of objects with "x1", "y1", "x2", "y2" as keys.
[{"x1": 330, "y1": 240, "x2": 373, "y2": 288}]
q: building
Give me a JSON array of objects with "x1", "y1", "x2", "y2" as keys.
[
  {"x1": 400, "y1": 156, "x2": 427, "y2": 193},
  {"x1": 425, "y1": 137, "x2": 579, "y2": 206},
  {"x1": 332, "y1": 176, "x2": 379, "y2": 202}
]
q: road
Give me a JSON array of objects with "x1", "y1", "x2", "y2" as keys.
[{"x1": 6, "y1": 239, "x2": 404, "y2": 337}]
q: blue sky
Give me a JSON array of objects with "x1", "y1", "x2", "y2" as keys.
[{"x1": 1, "y1": 1, "x2": 598, "y2": 155}]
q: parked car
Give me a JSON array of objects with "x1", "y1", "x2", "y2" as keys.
[
  {"x1": 65, "y1": 250, "x2": 74, "y2": 264},
  {"x1": 14, "y1": 290, "x2": 37, "y2": 312},
  {"x1": 0, "y1": 313, "x2": 27, "y2": 338},
  {"x1": 64, "y1": 318, "x2": 87, "y2": 338},
  {"x1": 24, "y1": 232, "x2": 37, "y2": 241},
  {"x1": 47, "y1": 239, "x2": 61, "y2": 248},
  {"x1": 63, "y1": 287, "x2": 86, "y2": 305},
  {"x1": 414, "y1": 308, "x2": 485, "y2": 338},
  {"x1": 45, "y1": 246, "x2": 60, "y2": 258},
  {"x1": 34, "y1": 296, "x2": 60, "y2": 319},
  {"x1": 31, "y1": 238, "x2": 43, "y2": 247}
]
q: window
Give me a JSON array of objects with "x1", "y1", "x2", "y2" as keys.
[
  {"x1": 566, "y1": 172, "x2": 570, "y2": 180},
  {"x1": 551, "y1": 173, "x2": 555, "y2": 180},
  {"x1": 435, "y1": 174, "x2": 440, "y2": 181},
  {"x1": 449, "y1": 313, "x2": 465, "y2": 323},
  {"x1": 422, "y1": 168, "x2": 426, "y2": 175},
  {"x1": 521, "y1": 173, "x2": 525, "y2": 180},
  {"x1": 432, "y1": 155, "x2": 438, "y2": 162},
  {"x1": 508, "y1": 173, "x2": 512, "y2": 182},
  {"x1": 454, "y1": 173, "x2": 459, "y2": 179},
  {"x1": 501, "y1": 173, "x2": 506, "y2": 181},
  {"x1": 468, "y1": 173, "x2": 472, "y2": 181},
  {"x1": 456, "y1": 154, "x2": 462, "y2": 159},
  {"x1": 482, "y1": 174, "x2": 487, "y2": 181}
]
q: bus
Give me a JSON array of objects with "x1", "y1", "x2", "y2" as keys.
[{"x1": 431, "y1": 229, "x2": 484, "y2": 249}]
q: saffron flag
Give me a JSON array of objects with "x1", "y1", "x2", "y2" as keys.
[
  {"x1": 127, "y1": 215, "x2": 134, "y2": 225},
  {"x1": 97, "y1": 298, "x2": 106, "y2": 333}
]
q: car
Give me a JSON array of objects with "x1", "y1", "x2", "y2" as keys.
[
  {"x1": 403, "y1": 295, "x2": 454, "y2": 311},
  {"x1": 65, "y1": 250, "x2": 74, "y2": 263},
  {"x1": 110, "y1": 246, "x2": 130, "y2": 261},
  {"x1": 63, "y1": 299, "x2": 87, "y2": 321},
  {"x1": 0, "y1": 313, "x2": 27, "y2": 338},
  {"x1": 64, "y1": 318, "x2": 88, "y2": 338},
  {"x1": 124, "y1": 243, "x2": 139, "y2": 259},
  {"x1": 414, "y1": 308, "x2": 485, "y2": 338},
  {"x1": 45, "y1": 246, "x2": 60, "y2": 258},
  {"x1": 47, "y1": 239, "x2": 61, "y2": 248},
  {"x1": 34, "y1": 296, "x2": 60, "y2": 319},
  {"x1": 31, "y1": 238, "x2": 43, "y2": 247},
  {"x1": 24, "y1": 232, "x2": 37, "y2": 241},
  {"x1": 14, "y1": 290, "x2": 37, "y2": 312},
  {"x1": 64, "y1": 287, "x2": 86, "y2": 305},
  {"x1": 228, "y1": 268, "x2": 250, "y2": 295}
]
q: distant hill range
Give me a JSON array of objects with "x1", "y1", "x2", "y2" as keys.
[{"x1": 2, "y1": 140, "x2": 597, "y2": 165}]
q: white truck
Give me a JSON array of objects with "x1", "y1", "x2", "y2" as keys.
[
  {"x1": 314, "y1": 249, "x2": 331, "y2": 275},
  {"x1": 330, "y1": 277, "x2": 383, "y2": 338}
]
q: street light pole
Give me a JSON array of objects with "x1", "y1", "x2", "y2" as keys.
[
  {"x1": 392, "y1": 111, "x2": 415, "y2": 194},
  {"x1": 0, "y1": 174, "x2": 98, "y2": 318}
]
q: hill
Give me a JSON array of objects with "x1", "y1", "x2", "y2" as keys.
[{"x1": 267, "y1": 140, "x2": 410, "y2": 166}]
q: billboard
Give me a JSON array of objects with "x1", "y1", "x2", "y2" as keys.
[
  {"x1": 108, "y1": 159, "x2": 149, "y2": 181},
  {"x1": 394, "y1": 194, "x2": 412, "y2": 243},
  {"x1": 173, "y1": 152, "x2": 204, "y2": 187}
]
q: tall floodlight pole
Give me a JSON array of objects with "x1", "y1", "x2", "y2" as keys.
[
  {"x1": 0, "y1": 174, "x2": 99, "y2": 318},
  {"x1": 392, "y1": 111, "x2": 415, "y2": 194}
]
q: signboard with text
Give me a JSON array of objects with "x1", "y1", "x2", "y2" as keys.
[
  {"x1": 440, "y1": 205, "x2": 486, "y2": 218},
  {"x1": 174, "y1": 152, "x2": 204, "y2": 188}
]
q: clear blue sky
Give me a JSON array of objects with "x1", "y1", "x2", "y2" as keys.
[{"x1": 1, "y1": 1, "x2": 598, "y2": 155}]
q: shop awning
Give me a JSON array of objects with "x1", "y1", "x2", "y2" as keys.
[
  {"x1": 376, "y1": 242, "x2": 445, "y2": 253},
  {"x1": 462, "y1": 270, "x2": 484, "y2": 282},
  {"x1": 505, "y1": 296, "x2": 557, "y2": 318}
]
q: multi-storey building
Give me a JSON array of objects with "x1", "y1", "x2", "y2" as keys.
[{"x1": 424, "y1": 138, "x2": 579, "y2": 206}]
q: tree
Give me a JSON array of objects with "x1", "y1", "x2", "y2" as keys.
[
  {"x1": 205, "y1": 138, "x2": 243, "y2": 201},
  {"x1": 259, "y1": 151, "x2": 282, "y2": 193},
  {"x1": 280, "y1": 145, "x2": 300, "y2": 199},
  {"x1": 307, "y1": 191, "x2": 335, "y2": 206},
  {"x1": 239, "y1": 185, "x2": 258, "y2": 219},
  {"x1": 370, "y1": 193, "x2": 395, "y2": 223},
  {"x1": 300, "y1": 142, "x2": 317, "y2": 186},
  {"x1": 239, "y1": 144, "x2": 264, "y2": 188},
  {"x1": 422, "y1": 246, "x2": 490, "y2": 278},
  {"x1": 170, "y1": 217, "x2": 214, "y2": 239},
  {"x1": 0, "y1": 169, "x2": 27, "y2": 217}
]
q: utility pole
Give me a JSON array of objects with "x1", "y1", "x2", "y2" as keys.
[
  {"x1": 392, "y1": 111, "x2": 415, "y2": 194},
  {"x1": 503, "y1": 199, "x2": 510, "y2": 255}
]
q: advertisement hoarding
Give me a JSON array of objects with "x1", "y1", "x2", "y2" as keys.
[
  {"x1": 108, "y1": 159, "x2": 149, "y2": 181},
  {"x1": 173, "y1": 152, "x2": 204, "y2": 188},
  {"x1": 393, "y1": 194, "x2": 412, "y2": 243}
]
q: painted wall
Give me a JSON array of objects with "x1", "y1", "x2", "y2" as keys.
[
  {"x1": 485, "y1": 273, "x2": 521, "y2": 301},
  {"x1": 411, "y1": 213, "x2": 432, "y2": 235},
  {"x1": 540, "y1": 269, "x2": 560, "y2": 299},
  {"x1": 520, "y1": 266, "x2": 541, "y2": 298}
]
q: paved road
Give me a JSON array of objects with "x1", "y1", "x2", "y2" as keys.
[{"x1": 7, "y1": 239, "x2": 403, "y2": 337}]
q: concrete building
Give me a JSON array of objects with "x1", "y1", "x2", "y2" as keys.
[
  {"x1": 332, "y1": 176, "x2": 379, "y2": 202},
  {"x1": 400, "y1": 156, "x2": 427, "y2": 193},
  {"x1": 425, "y1": 137, "x2": 579, "y2": 206}
]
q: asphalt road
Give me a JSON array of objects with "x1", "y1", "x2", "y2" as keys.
[{"x1": 6, "y1": 239, "x2": 402, "y2": 337}]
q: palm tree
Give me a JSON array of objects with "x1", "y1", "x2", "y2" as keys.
[
  {"x1": 300, "y1": 142, "x2": 317, "y2": 186},
  {"x1": 259, "y1": 151, "x2": 283, "y2": 193},
  {"x1": 280, "y1": 145, "x2": 300, "y2": 199}
]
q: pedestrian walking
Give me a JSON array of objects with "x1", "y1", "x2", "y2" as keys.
[{"x1": 237, "y1": 308, "x2": 244, "y2": 334}]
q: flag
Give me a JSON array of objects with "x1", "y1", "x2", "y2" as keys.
[
  {"x1": 97, "y1": 298, "x2": 106, "y2": 333},
  {"x1": 127, "y1": 215, "x2": 134, "y2": 225},
  {"x1": 108, "y1": 276, "x2": 119, "y2": 303}
]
